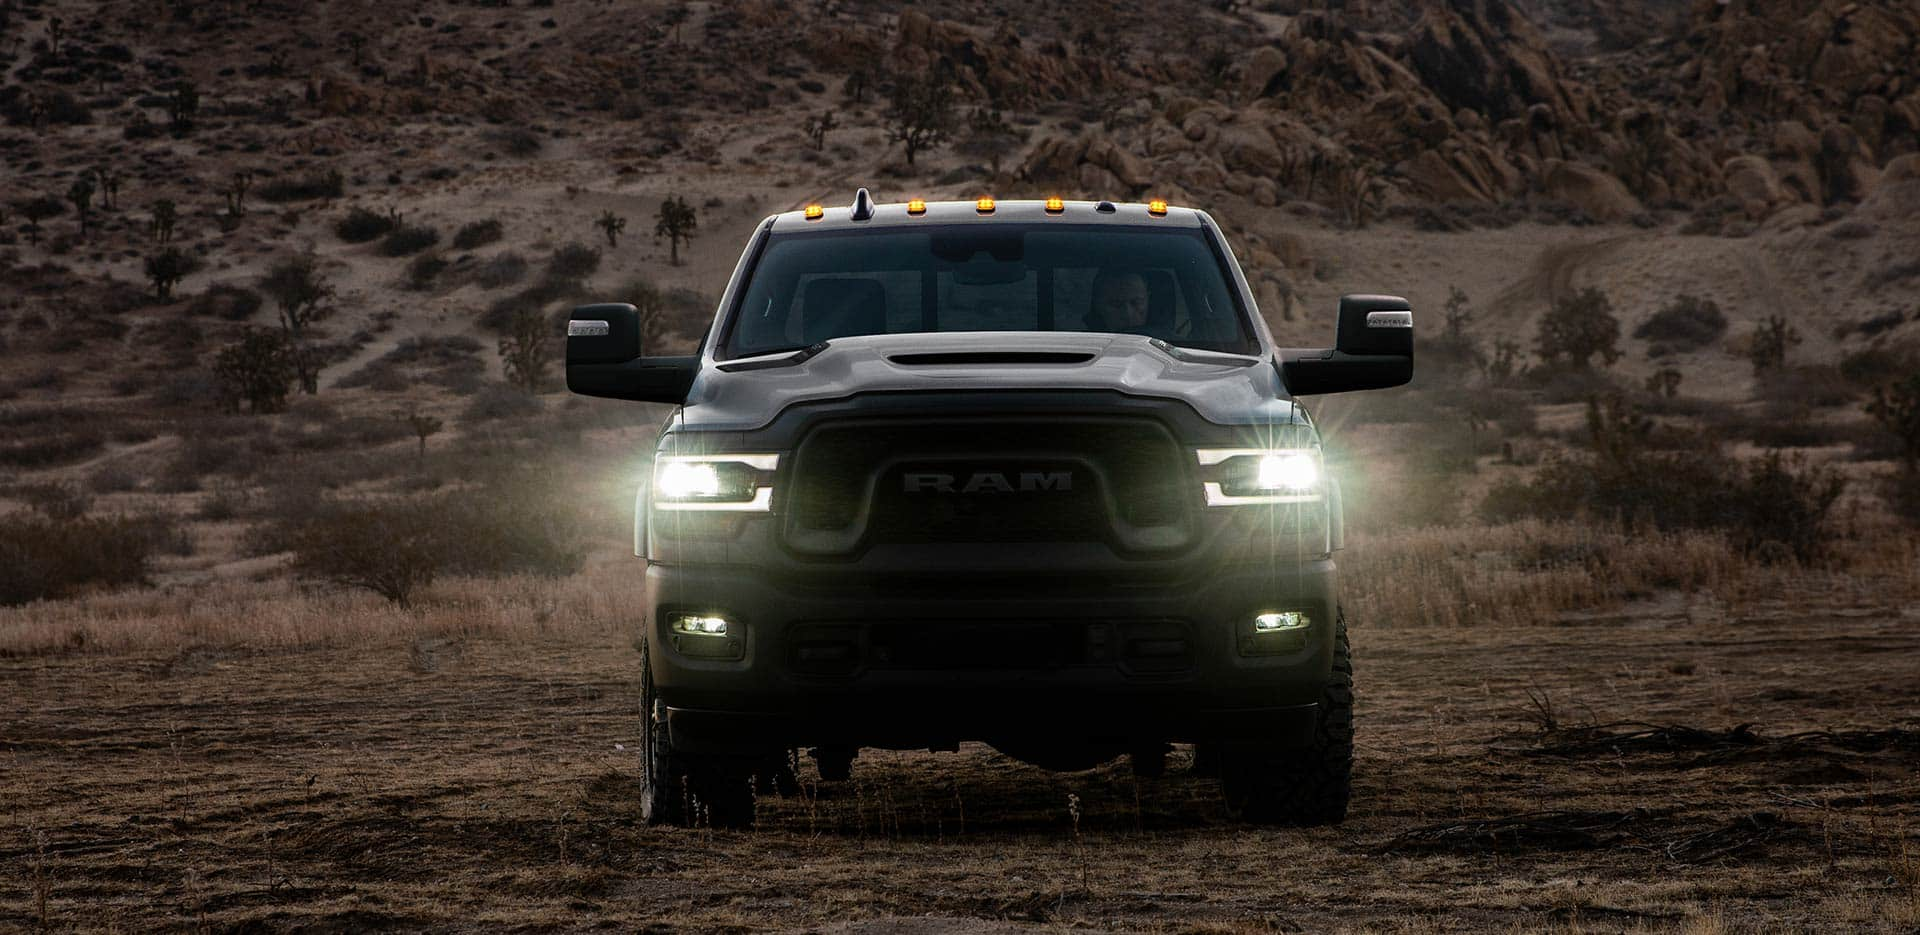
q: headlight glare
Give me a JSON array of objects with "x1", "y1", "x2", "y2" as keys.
[
  {"x1": 651, "y1": 453, "x2": 778, "y2": 511},
  {"x1": 1196, "y1": 448, "x2": 1325, "y2": 505}
]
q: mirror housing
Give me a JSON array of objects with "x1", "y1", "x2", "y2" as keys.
[
  {"x1": 1280, "y1": 294, "x2": 1414, "y2": 396},
  {"x1": 565, "y1": 303, "x2": 699, "y2": 404}
]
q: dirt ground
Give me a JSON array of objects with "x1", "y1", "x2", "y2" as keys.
[{"x1": 5, "y1": 596, "x2": 1918, "y2": 933}]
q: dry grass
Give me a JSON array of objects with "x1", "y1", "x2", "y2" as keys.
[{"x1": 0, "y1": 561, "x2": 640, "y2": 657}]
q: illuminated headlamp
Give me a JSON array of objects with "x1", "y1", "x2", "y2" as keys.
[
  {"x1": 651, "y1": 453, "x2": 778, "y2": 511},
  {"x1": 1195, "y1": 448, "x2": 1324, "y2": 506}
]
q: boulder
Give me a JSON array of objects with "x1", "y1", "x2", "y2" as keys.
[{"x1": 1540, "y1": 159, "x2": 1642, "y2": 220}]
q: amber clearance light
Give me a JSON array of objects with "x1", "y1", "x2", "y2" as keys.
[
  {"x1": 975, "y1": 196, "x2": 996, "y2": 214},
  {"x1": 1147, "y1": 199, "x2": 1168, "y2": 216},
  {"x1": 1044, "y1": 196, "x2": 1065, "y2": 213},
  {"x1": 906, "y1": 198, "x2": 926, "y2": 215},
  {"x1": 804, "y1": 204, "x2": 824, "y2": 220}
]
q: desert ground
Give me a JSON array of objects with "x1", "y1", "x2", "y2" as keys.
[
  {"x1": 6, "y1": 577, "x2": 1920, "y2": 931},
  {"x1": 5, "y1": 0, "x2": 1920, "y2": 930}
]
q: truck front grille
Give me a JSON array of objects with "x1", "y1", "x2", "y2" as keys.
[{"x1": 783, "y1": 416, "x2": 1193, "y2": 556}]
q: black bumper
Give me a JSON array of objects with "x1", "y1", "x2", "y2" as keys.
[{"x1": 645, "y1": 558, "x2": 1337, "y2": 753}]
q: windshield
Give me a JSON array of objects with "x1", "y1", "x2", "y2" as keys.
[{"x1": 720, "y1": 224, "x2": 1258, "y2": 358}]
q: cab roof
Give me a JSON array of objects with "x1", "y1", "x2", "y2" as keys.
[{"x1": 767, "y1": 196, "x2": 1207, "y2": 232}]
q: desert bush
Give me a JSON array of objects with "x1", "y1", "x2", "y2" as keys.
[
  {"x1": 0, "y1": 513, "x2": 179, "y2": 607},
  {"x1": 406, "y1": 252, "x2": 449, "y2": 289},
  {"x1": 1633, "y1": 294, "x2": 1726, "y2": 355},
  {"x1": 337, "y1": 335, "x2": 485, "y2": 390},
  {"x1": 284, "y1": 499, "x2": 444, "y2": 607},
  {"x1": 499, "y1": 306, "x2": 552, "y2": 392},
  {"x1": 481, "y1": 277, "x2": 583, "y2": 332},
  {"x1": 87, "y1": 461, "x2": 141, "y2": 494},
  {"x1": 474, "y1": 251, "x2": 527, "y2": 289},
  {"x1": 334, "y1": 206, "x2": 397, "y2": 243},
  {"x1": 257, "y1": 168, "x2": 344, "y2": 203},
  {"x1": 1839, "y1": 340, "x2": 1920, "y2": 388},
  {"x1": 214, "y1": 329, "x2": 296, "y2": 414},
  {"x1": 1755, "y1": 364, "x2": 1859, "y2": 408},
  {"x1": 460, "y1": 383, "x2": 544, "y2": 424},
  {"x1": 546, "y1": 241, "x2": 601, "y2": 281},
  {"x1": 186, "y1": 283, "x2": 264, "y2": 320},
  {"x1": 16, "y1": 482, "x2": 91, "y2": 521},
  {"x1": 272, "y1": 480, "x2": 581, "y2": 605},
  {"x1": 0, "y1": 431, "x2": 105, "y2": 468},
  {"x1": 1534, "y1": 287, "x2": 1620, "y2": 369},
  {"x1": 1867, "y1": 371, "x2": 1920, "y2": 468},
  {"x1": 453, "y1": 218, "x2": 504, "y2": 250},
  {"x1": 1481, "y1": 396, "x2": 1845, "y2": 563},
  {"x1": 379, "y1": 223, "x2": 440, "y2": 257},
  {"x1": 1886, "y1": 467, "x2": 1920, "y2": 525}
]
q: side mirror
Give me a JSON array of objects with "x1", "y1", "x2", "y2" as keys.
[
  {"x1": 1279, "y1": 294, "x2": 1414, "y2": 396},
  {"x1": 565, "y1": 303, "x2": 699, "y2": 404}
]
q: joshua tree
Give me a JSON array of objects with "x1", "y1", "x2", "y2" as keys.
[
  {"x1": 93, "y1": 166, "x2": 122, "y2": 210},
  {"x1": 1748, "y1": 314, "x2": 1801, "y2": 374},
  {"x1": 498, "y1": 306, "x2": 552, "y2": 393},
  {"x1": 804, "y1": 110, "x2": 837, "y2": 151},
  {"x1": 654, "y1": 195, "x2": 697, "y2": 266},
  {"x1": 167, "y1": 80, "x2": 199, "y2": 133},
  {"x1": 886, "y1": 71, "x2": 954, "y2": 166},
  {"x1": 1646, "y1": 366, "x2": 1683, "y2": 399},
  {"x1": 150, "y1": 198, "x2": 177, "y2": 243},
  {"x1": 47, "y1": 15, "x2": 64, "y2": 55},
  {"x1": 19, "y1": 196, "x2": 61, "y2": 244},
  {"x1": 224, "y1": 170, "x2": 252, "y2": 217},
  {"x1": 145, "y1": 247, "x2": 198, "y2": 302},
  {"x1": 404, "y1": 407, "x2": 443, "y2": 459},
  {"x1": 258, "y1": 255, "x2": 334, "y2": 394},
  {"x1": 67, "y1": 176, "x2": 94, "y2": 237},
  {"x1": 844, "y1": 65, "x2": 877, "y2": 105},
  {"x1": 595, "y1": 209, "x2": 626, "y2": 248}
]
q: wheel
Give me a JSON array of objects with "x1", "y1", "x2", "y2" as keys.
[
  {"x1": 638, "y1": 642, "x2": 757, "y2": 828},
  {"x1": 1219, "y1": 612, "x2": 1354, "y2": 826}
]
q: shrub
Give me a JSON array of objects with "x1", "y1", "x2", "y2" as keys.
[
  {"x1": 473, "y1": 252, "x2": 527, "y2": 289},
  {"x1": 546, "y1": 241, "x2": 602, "y2": 281},
  {"x1": 406, "y1": 252, "x2": 449, "y2": 289},
  {"x1": 453, "y1": 218, "x2": 504, "y2": 249},
  {"x1": 1867, "y1": 371, "x2": 1920, "y2": 467},
  {"x1": 1633, "y1": 294, "x2": 1726, "y2": 355},
  {"x1": 257, "y1": 168, "x2": 344, "y2": 203},
  {"x1": 284, "y1": 499, "x2": 444, "y2": 607},
  {"x1": 186, "y1": 283, "x2": 264, "y2": 320},
  {"x1": 17, "y1": 482, "x2": 92, "y2": 521},
  {"x1": 334, "y1": 206, "x2": 397, "y2": 243},
  {"x1": 1481, "y1": 396, "x2": 1845, "y2": 563},
  {"x1": 1534, "y1": 287, "x2": 1621, "y2": 369},
  {"x1": 0, "y1": 513, "x2": 177, "y2": 606},
  {"x1": 460, "y1": 382, "x2": 543, "y2": 423},
  {"x1": 379, "y1": 223, "x2": 440, "y2": 257},
  {"x1": 214, "y1": 329, "x2": 296, "y2": 414}
]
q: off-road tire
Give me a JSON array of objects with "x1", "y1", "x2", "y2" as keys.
[
  {"x1": 1218, "y1": 614, "x2": 1354, "y2": 826},
  {"x1": 638, "y1": 642, "x2": 757, "y2": 828}
]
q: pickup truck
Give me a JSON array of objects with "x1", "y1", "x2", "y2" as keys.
[{"x1": 565, "y1": 190, "x2": 1413, "y2": 827}]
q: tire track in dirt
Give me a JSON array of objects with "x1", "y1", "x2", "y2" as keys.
[{"x1": 1487, "y1": 232, "x2": 1644, "y2": 325}]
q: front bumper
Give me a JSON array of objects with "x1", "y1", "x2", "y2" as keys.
[{"x1": 646, "y1": 558, "x2": 1337, "y2": 753}]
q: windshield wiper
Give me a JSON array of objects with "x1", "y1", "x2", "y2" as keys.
[{"x1": 716, "y1": 341, "x2": 830, "y2": 372}]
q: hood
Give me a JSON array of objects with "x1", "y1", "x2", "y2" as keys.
[{"x1": 680, "y1": 331, "x2": 1303, "y2": 431}]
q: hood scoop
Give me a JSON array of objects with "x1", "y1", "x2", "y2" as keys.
[{"x1": 889, "y1": 351, "x2": 1096, "y2": 366}]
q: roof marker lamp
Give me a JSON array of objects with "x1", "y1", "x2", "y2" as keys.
[
  {"x1": 1195, "y1": 448, "x2": 1324, "y2": 505},
  {"x1": 906, "y1": 198, "x2": 927, "y2": 215},
  {"x1": 1044, "y1": 196, "x2": 1065, "y2": 213},
  {"x1": 975, "y1": 196, "x2": 996, "y2": 213},
  {"x1": 652, "y1": 454, "x2": 779, "y2": 511},
  {"x1": 804, "y1": 204, "x2": 824, "y2": 220},
  {"x1": 1147, "y1": 198, "x2": 1168, "y2": 216}
]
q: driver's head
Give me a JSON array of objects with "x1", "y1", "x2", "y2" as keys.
[{"x1": 1091, "y1": 270, "x2": 1150, "y2": 331}]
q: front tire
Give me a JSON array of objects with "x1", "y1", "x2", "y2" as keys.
[
  {"x1": 1218, "y1": 613, "x2": 1354, "y2": 826},
  {"x1": 638, "y1": 642, "x2": 756, "y2": 828}
]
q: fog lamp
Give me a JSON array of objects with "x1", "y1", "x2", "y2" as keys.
[
  {"x1": 1252, "y1": 611, "x2": 1309, "y2": 633},
  {"x1": 670, "y1": 614, "x2": 730, "y2": 637}
]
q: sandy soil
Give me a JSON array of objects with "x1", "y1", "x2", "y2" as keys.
[{"x1": 6, "y1": 600, "x2": 1918, "y2": 932}]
